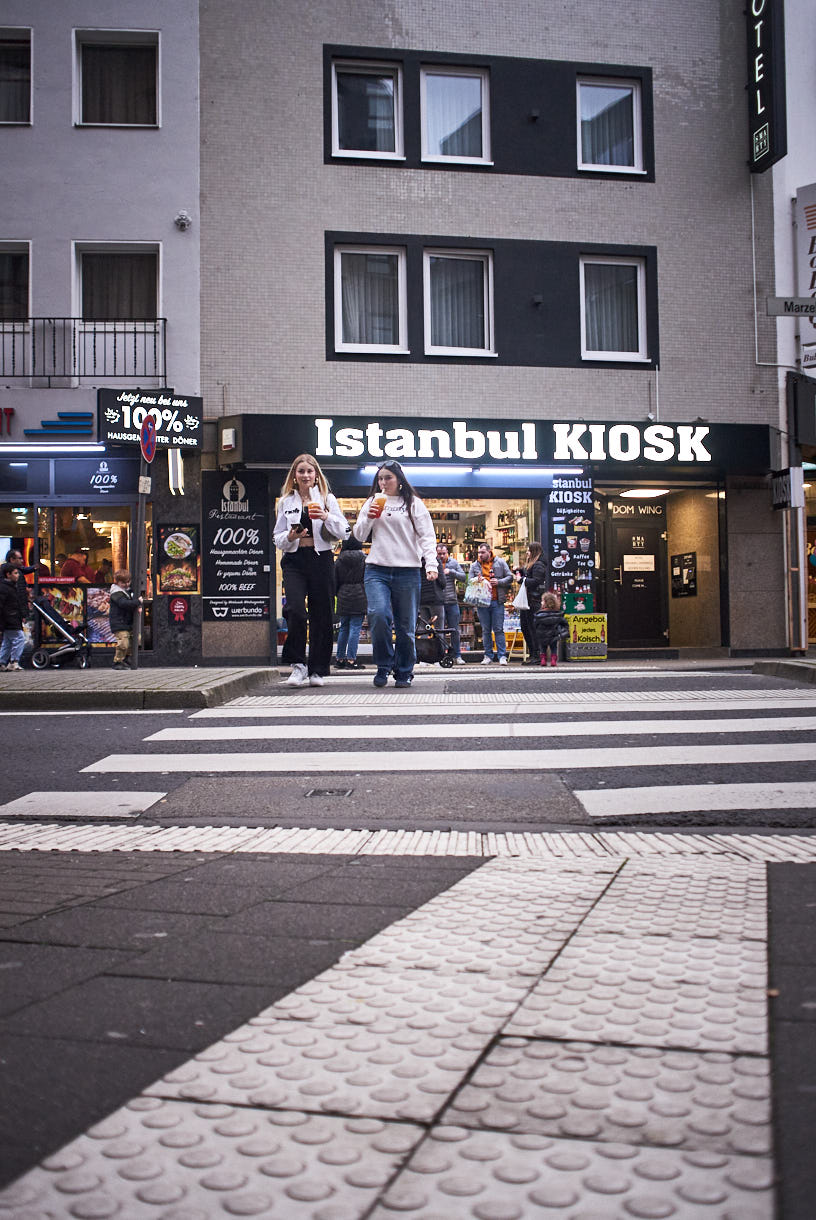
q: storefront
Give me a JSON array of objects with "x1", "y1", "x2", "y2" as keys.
[{"x1": 213, "y1": 413, "x2": 778, "y2": 659}]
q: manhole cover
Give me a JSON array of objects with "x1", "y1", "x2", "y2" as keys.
[{"x1": 305, "y1": 788, "x2": 353, "y2": 798}]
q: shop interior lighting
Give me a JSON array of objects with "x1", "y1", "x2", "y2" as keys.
[
  {"x1": 361, "y1": 464, "x2": 474, "y2": 476},
  {"x1": 0, "y1": 444, "x2": 105, "y2": 454},
  {"x1": 475, "y1": 466, "x2": 584, "y2": 477},
  {"x1": 619, "y1": 488, "x2": 670, "y2": 498},
  {"x1": 8, "y1": 463, "x2": 28, "y2": 468}
]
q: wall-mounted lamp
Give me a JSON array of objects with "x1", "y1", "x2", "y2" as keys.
[{"x1": 174, "y1": 210, "x2": 193, "y2": 231}]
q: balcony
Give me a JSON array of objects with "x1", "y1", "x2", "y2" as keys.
[{"x1": 0, "y1": 318, "x2": 167, "y2": 385}]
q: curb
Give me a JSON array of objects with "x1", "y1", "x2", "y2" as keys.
[
  {"x1": 752, "y1": 660, "x2": 816, "y2": 687},
  {"x1": 0, "y1": 669, "x2": 277, "y2": 712}
]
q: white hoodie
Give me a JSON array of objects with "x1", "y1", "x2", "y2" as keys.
[{"x1": 353, "y1": 496, "x2": 438, "y2": 572}]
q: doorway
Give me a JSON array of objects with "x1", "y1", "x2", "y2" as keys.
[{"x1": 606, "y1": 515, "x2": 669, "y2": 648}]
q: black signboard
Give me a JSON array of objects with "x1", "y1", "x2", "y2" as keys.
[
  {"x1": 98, "y1": 388, "x2": 203, "y2": 450},
  {"x1": 201, "y1": 470, "x2": 270, "y2": 621},
  {"x1": 53, "y1": 457, "x2": 139, "y2": 496},
  {"x1": 545, "y1": 475, "x2": 595, "y2": 598},
  {"x1": 671, "y1": 552, "x2": 698, "y2": 598},
  {"x1": 746, "y1": 0, "x2": 787, "y2": 172}
]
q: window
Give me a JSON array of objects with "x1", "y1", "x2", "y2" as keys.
[
  {"x1": 334, "y1": 247, "x2": 407, "y2": 352},
  {"x1": 77, "y1": 32, "x2": 158, "y2": 125},
  {"x1": 0, "y1": 245, "x2": 28, "y2": 321},
  {"x1": 80, "y1": 249, "x2": 158, "y2": 321},
  {"x1": 421, "y1": 67, "x2": 490, "y2": 163},
  {"x1": 0, "y1": 30, "x2": 30, "y2": 123},
  {"x1": 578, "y1": 78, "x2": 642, "y2": 172},
  {"x1": 580, "y1": 256, "x2": 647, "y2": 361},
  {"x1": 424, "y1": 251, "x2": 495, "y2": 356},
  {"x1": 331, "y1": 61, "x2": 402, "y2": 157}
]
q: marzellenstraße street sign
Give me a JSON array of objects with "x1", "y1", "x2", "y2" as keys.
[
  {"x1": 766, "y1": 297, "x2": 816, "y2": 317},
  {"x1": 98, "y1": 388, "x2": 203, "y2": 448}
]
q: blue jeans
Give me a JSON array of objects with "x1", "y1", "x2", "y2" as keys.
[
  {"x1": 477, "y1": 600, "x2": 506, "y2": 660},
  {"x1": 336, "y1": 613, "x2": 364, "y2": 661},
  {"x1": 0, "y1": 629, "x2": 25, "y2": 666},
  {"x1": 364, "y1": 565, "x2": 421, "y2": 681},
  {"x1": 439, "y1": 601, "x2": 461, "y2": 658}
]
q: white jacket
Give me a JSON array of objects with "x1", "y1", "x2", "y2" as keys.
[
  {"x1": 273, "y1": 491, "x2": 349, "y2": 554},
  {"x1": 353, "y1": 495, "x2": 438, "y2": 571}
]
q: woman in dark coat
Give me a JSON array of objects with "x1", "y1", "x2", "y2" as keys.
[
  {"x1": 514, "y1": 542, "x2": 549, "y2": 664},
  {"x1": 334, "y1": 535, "x2": 367, "y2": 669}
]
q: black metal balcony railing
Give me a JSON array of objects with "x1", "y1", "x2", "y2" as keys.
[{"x1": 0, "y1": 318, "x2": 167, "y2": 383}]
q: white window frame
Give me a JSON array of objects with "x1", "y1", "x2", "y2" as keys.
[
  {"x1": 423, "y1": 249, "x2": 496, "y2": 357},
  {"x1": 420, "y1": 65, "x2": 491, "y2": 165},
  {"x1": 0, "y1": 27, "x2": 32, "y2": 125},
  {"x1": 577, "y1": 76, "x2": 643, "y2": 174},
  {"x1": 0, "y1": 241, "x2": 31, "y2": 323},
  {"x1": 74, "y1": 241, "x2": 161, "y2": 328},
  {"x1": 334, "y1": 245, "x2": 408, "y2": 354},
  {"x1": 74, "y1": 28, "x2": 160, "y2": 128},
  {"x1": 579, "y1": 255, "x2": 648, "y2": 362},
  {"x1": 331, "y1": 60, "x2": 403, "y2": 160}
]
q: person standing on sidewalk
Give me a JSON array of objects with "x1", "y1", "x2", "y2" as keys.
[
  {"x1": 109, "y1": 569, "x2": 143, "y2": 669},
  {"x1": 274, "y1": 453, "x2": 350, "y2": 688},
  {"x1": 0, "y1": 563, "x2": 27, "y2": 671},
  {"x1": 353, "y1": 460, "x2": 438, "y2": 689},
  {"x1": 333, "y1": 534, "x2": 367, "y2": 670},
  {"x1": 437, "y1": 542, "x2": 466, "y2": 665},
  {"x1": 535, "y1": 591, "x2": 569, "y2": 668},
  {"x1": 469, "y1": 543, "x2": 513, "y2": 665},
  {"x1": 514, "y1": 542, "x2": 549, "y2": 664}
]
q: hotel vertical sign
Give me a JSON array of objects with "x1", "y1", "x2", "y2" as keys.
[{"x1": 747, "y1": 0, "x2": 787, "y2": 172}]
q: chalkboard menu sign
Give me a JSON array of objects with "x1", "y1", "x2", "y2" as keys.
[
  {"x1": 201, "y1": 471, "x2": 270, "y2": 621},
  {"x1": 545, "y1": 475, "x2": 595, "y2": 600}
]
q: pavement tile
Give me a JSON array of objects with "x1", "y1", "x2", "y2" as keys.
[
  {"x1": 769, "y1": 1021, "x2": 816, "y2": 1220},
  {"x1": 0, "y1": 975, "x2": 278, "y2": 1051},
  {"x1": 0, "y1": 1035, "x2": 184, "y2": 1189},
  {"x1": 281, "y1": 874, "x2": 470, "y2": 907},
  {"x1": 91, "y1": 878, "x2": 277, "y2": 915},
  {"x1": 216, "y1": 899, "x2": 413, "y2": 941},
  {"x1": 768, "y1": 964, "x2": 816, "y2": 1021},
  {"x1": 1, "y1": 906, "x2": 220, "y2": 950},
  {"x1": 0, "y1": 943, "x2": 134, "y2": 1017}
]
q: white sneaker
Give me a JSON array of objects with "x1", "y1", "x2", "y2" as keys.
[
  {"x1": 285, "y1": 663, "x2": 308, "y2": 687},
  {"x1": 498, "y1": 657, "x2": 508, "y2": 666},
  {"x1": 480, "y1": 657, "x2": 494, "y2": 665},
  {"x1": 454, "y1": 657, "x2": 466, "y2": 665},
  {"x1": 309, "y1": 673, "x2": 325, "y2": 687}
]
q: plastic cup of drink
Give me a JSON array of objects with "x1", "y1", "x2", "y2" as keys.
[
  {"x1": 307, "y1": 501, "x2": 322, "y2": 518},
  {"x1": 373, "y1": 494, "x2": 387, "y2": 515}
]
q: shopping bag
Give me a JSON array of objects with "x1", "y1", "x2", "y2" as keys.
[
  {"x1": 512, "y1": 579, "x2": 529, "y2": 610},
  {"x1": 464, "y1": 575, "x2": 493, "y2": 607}
]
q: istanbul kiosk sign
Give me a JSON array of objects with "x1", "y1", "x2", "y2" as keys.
[{"x1": 98, "y1": 388, "x2": 203, "y2": 449}]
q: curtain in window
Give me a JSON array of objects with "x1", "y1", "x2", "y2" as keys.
[
  {"x1": 336, "y1": 72, "x2": 395, "y2": 152},
  {"x1": 581, "y1": 85, "x2": 634, "y2": 166},
  {"x1": 340, "y1": 253, "x2": 399, "y2": 345},
  {"x1": 0, "y1": 40, "x2": 30, "y2": 122},
  {"x1": 584, "y1": 263, "x2": 638, "y2": 352},
  {"x1": 82, "y1": 45, "x2": 157, "y2": 124},
  {"x1": 0, "y1": 252, "x2": 28, "y2": 321},
  {"x1": 425, "y1": 74, "x2": 482, "y2": 158},
  {"x1": 430, "y1": 257, "x2": 485, "y2": 349},
  {"x1": 82, "y1": 253, "x2": 157, "y2": 321}
]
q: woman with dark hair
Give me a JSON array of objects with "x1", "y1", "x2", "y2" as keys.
[
  {"x1": 274, "y1": 453, "x2": 349, "y2": 688},
  {"x1": 514, "y1": 542, "x2": 549, "y2": 664},
  {"x1": 353, "y1": 460, "x2": 438, "y2": 688},
  {"x1": 334, "y1": 534, "x2": 367, "y2": 670}
]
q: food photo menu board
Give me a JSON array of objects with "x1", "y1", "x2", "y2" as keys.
[
  {"x1": 156, "y1": 526, "x2": 201, "y2": 595},
  {"x1": 545, "y1": 478, "x2": 595, "y2": 600}
]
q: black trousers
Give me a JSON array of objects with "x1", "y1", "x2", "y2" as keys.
[
  {"x1": 281, "y1": 548, "x2": 335, "y2": 676},
  {"x1": 519, "y1": 607, "x2": 538, "y2": 658}
]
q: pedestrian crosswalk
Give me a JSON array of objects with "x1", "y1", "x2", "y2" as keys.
[{"x1": 2, "y1": 672, "x2": 816, "y2": 841}]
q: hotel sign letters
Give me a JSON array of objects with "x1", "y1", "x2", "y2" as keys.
[{"x1": 746, "y1": 0, "x2": 787, "y2": 172}]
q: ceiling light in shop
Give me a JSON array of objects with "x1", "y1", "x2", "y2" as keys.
[
  {"x1": 361, "y1": 465, "x2": 474, "y2": 476},
  {"x1": 619, "y1": 489, "x2": 669, "y2": 498},
  {"x1": 476, "y1": 467, "x2": 584, "y2": 477}
]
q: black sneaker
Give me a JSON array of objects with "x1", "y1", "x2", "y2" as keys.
[
  {"x1": 348, "y1": 660, "x2": 366, "y2": 669},
  {"x1": 112, "y1": 662, "x2": 126, "y2": 670},
  {"x1": 373, "y1": 671, "x2": 388, "y2": 687},
  {"x1": 333, "y1": 659, "x2": 348, "y2": 669}
]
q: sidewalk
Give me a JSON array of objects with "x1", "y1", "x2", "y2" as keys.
[
  {"x1": 0, "y1": 654, "x2": 814, "y2": 711},
  {"x1": 0, "y1": 840, "x2": 813, "y2": 1217}
]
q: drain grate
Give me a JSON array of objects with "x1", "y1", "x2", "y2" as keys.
[{"x1": 305, "y1": 788, "x2": 353, "y2": 798}]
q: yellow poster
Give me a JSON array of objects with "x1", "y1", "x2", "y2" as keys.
[{"x1": 565, "y1": 613, "x2": 607, "y2": 660}]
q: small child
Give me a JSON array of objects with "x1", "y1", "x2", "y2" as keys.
[{"x1": 534, "y1": 591, "x2": 569, "y2": 668}]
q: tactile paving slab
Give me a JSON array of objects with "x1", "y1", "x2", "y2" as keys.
[
  {"x1": 578, "y1": 870, "x2": 767, "y2": 941},
  {"x1": 0, "y1": 1098, "x2": 424, "y2": 1219},
  {"x1": 441, "y1": 1038, "x2": 771, "y2": 1156},
  {"x1": 506, "y1": 934, "x2": 767, "y2": 1053},
  {"x1": 148, "y1": 1017, "x2": 493, "y2": 1122},
  {"x1": 368, "y1": 1126, "x2": 773, "y2": 1219}
]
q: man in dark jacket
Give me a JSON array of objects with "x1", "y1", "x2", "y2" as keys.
[
  {"x1": 4, "y1": 549, "x2": 34, "y2": 627},
  {"x1": 333, "y1": 535, "x2": 367, "y2": 669},
  {"x1": 0, "y1": 563, "x2": 26, "y2": 671},
  {"x1": 514, "y1": 542, "x2": 549, "y2": 664},
  {"x1": 109, "y1": 568, "x2": 143, "y2": 669}
]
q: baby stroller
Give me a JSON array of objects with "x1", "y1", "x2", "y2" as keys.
[
  {"x1": 30, "y1": 595, "x2": 90, "y2": 669},
  {"x1": 415, "y1": 610, "x2": 456, "y2": 668}
]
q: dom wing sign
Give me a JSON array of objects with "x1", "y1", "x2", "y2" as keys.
[
  {"x1": 201, "y1": 471, "x2": 270, "y2": 621},
  {"x1": 98, "y1": 389, "x2": 203, "y2": 449}
]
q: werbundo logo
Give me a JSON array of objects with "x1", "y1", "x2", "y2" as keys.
[
  {"x1": 221, "y1": 477, "x2": 249, "y2": 513},
  {"x1": 89, "y1": 460, "x2": 118, "y2": 490},
  {"x1": 211, "y1": 605, "x2": 230, "y2": 618}
]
